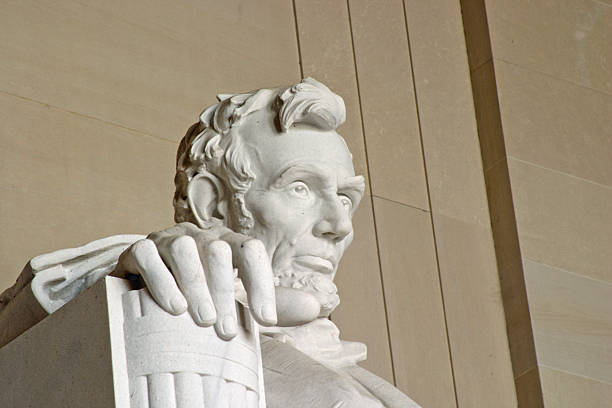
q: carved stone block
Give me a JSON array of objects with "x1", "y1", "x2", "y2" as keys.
[{"x1": 0, "y1": 276, "x2": 265, "y2": 408}]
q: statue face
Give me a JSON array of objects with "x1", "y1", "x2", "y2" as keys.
[{"x1": 239, "y1": 117, "x2": 365, "y2": 315}]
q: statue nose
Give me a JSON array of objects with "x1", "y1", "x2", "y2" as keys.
[{"x1": 313, "y1": 201, "x2": 352, "y2": 242}]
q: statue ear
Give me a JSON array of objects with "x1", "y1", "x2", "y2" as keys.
[{"x1": 186, "y1": 173, "x2": 228, "y2": 228}]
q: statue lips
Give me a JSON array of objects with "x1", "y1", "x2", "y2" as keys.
[{"x1": 292, "y1": 255, "x2": 335, "y2": 275}]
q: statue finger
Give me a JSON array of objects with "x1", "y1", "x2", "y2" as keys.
[
  {"x1": 158, "y1": 235, "x2": 217, "y2": 326},
  {"x1": 202, "y1": 240, "x2": 238, "y2": 340},
  {"x1": 225, "y1": 236, "x2": 277, "y2": 327},
  {"x1": 120, "y1": 239, "x2": 188, "y2": 315}
]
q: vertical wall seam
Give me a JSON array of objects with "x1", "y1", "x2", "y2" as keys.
[
  {"x1": 291, "y1": 0, "x2": 304, "y2": 79},
  {"x1": 345, "y1": 0, "x2": 398, "y2": 387},
  {"x1": 459, "y1": 1, "x2": 544, "y2": 405},
  {"x1": 401, "y1": 1, "x2": 461, "y2": 406}
]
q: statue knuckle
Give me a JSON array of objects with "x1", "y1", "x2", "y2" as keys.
[
  {"x1": 169, "y1": 235, "x2": 196, "y2": 257},
  {"x1": 240, "y1": 238, "x2": 265, "y2": 255},
  {"x1": 207, "y1": 240, "x2": 231, "y2": 259},
  {"x1": 131, "y1": 239, "x2": 156, "y2": 258}
]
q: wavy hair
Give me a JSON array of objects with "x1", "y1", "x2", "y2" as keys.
[{"x1": 173, "y1": 78, "x2": 346, "y2": 233}]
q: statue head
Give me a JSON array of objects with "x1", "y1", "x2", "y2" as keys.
[{"x1": 173, "y1": 78, "x2": 365, "y2": 316}]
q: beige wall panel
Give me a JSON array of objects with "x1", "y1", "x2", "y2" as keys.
[
  {"x1": 373, "y1": 197, "x2": 456, "y2": 408},
  {"x1": 524, "y1": 259, "x2": 612, "y2": 383},
  {"x1": 294, "y1": 0, "x2": 370, "y2": 187},
  {"x1": 404, "y1": 0, "x2": 517, "y2": 405},
  {"x1": 539, "y1": 366, "x2": 612, "y2": 408},
  {"x1": 0, "y1": 92, "x2": 175, "y2": 290},
  {"x1": 496, "y1": 60, "x2": 612, "y2": 187},
  {"x1": 433, "y1": 214, "x2": 516, "y2": 407},
  {"x1": 332, "y1": 197, "x2": 393, "y2": 382},
  {"x1": 347, "y1": 0, "x2": 428, "y2": 210},
  {"x1": 403, "y1": 0, "x2": 490, "y2": 228},
  {"x1": 0, "y1": 0, "x2": 300, "y2": 142},
  {"x1": 509, "y1": 158, "x2": 612, "y2": 283},
  {"x1": 486, "y1": 0, "x2": 612, "y2": 95},
  {"x1": 483, "y1": 1, "x2": 612, "y2": 405},
  {"x1": 295, "y1": 0, "x2": 394, "y2": 382},
  {"x1": 466, "y1": 15, "x2": 541, "y2": 395}
]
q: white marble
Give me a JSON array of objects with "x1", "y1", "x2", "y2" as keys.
[
  {"x1": 0, "y1": 78, "x2": 421, "y2": 407},
  {"x1": 0, "y1": 277, "x2": 130, "y2": 407},
  {"x1": 123, "y1": 287, "x2": 264, "y2": 408},
  {"x1": 0, "y1": 276, "x2": 266, "y2": 408}
]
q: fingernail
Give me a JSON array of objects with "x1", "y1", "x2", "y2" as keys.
[
  {"x1": 261, "y1": 304, "x2": 277, "y2": 324},
  {"x1": 196, "y1": 302, "x2": 217, "y2": 326},
  {"x1": 170, "y1": 296, "x2": 187, "y2": 314},
  {"x1": 221, "y1": 315, "x2": 237, "y2": 337}
]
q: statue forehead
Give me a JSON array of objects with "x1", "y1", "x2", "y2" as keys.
[{"x1": 236, "y1": 110, "x2": 355, "y2": 177}]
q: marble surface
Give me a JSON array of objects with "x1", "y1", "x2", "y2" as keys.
[{"x1": 0, "y1": 78, "x2": 420, "y2": 407}]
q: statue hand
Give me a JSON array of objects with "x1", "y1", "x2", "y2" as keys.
[{"x1": 112, "y1": 222, "x2": 277, "y2": 340}]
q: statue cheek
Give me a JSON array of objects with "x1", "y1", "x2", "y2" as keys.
[
  {"x1": 245, "y1": 192, "x2": 276, "y2": 224},
  {"x1": 254, "y1": 196, "x2": 299, "y2": 227}
]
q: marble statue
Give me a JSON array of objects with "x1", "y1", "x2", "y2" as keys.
[{"x1": 0, "y1": 78, "x2": 420, "y2": 407}]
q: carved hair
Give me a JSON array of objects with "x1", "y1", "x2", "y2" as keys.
[{"x1": 173, "y1": 78, "x2": 346, "y2": 233}]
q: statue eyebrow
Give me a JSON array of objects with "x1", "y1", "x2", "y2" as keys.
[
  {"x1": 338, "y1": 175, "x2": 365, "y2": 194},
  {"x1": 272, "y1": 164, "x2": 365, "y2": 200},
  {"x1": 271, "y1": 163, "x2": 331, "y2": 188}
]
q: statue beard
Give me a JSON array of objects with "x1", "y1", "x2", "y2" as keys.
[
  {"x1": 272, "y1": 266, "x2": 340, "y2": 318},
  {"x1": 241, "y1": 220, "x2": 344, "y2": 318}
]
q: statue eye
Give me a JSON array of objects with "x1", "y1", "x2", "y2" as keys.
[
  {"x1": 339, "y1": 195, "x2": 353, "y2": 211},
  {"x1": 289, "y1": 182, "x2": 310, "y2": 198}
]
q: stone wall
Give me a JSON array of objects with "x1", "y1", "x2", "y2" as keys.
[
  {"x1": 1, "y1": 1, "x2": 609, "y2": 406},
  {"x1": 470, "y1": 0, "x2": 612, "y2": 406}
]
